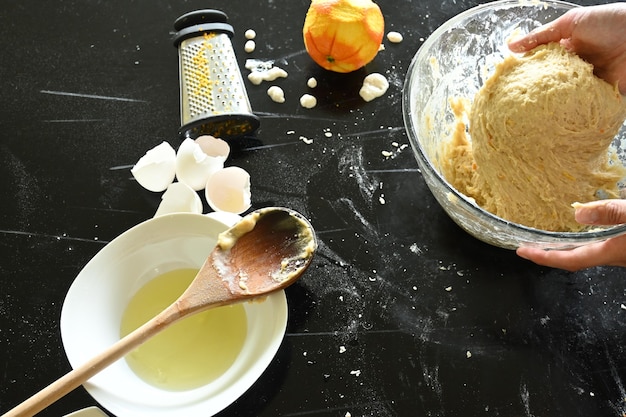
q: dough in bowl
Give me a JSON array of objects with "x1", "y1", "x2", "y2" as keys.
[{"x1": 442, "y1": 42, "x2": 626, "y2": 232}]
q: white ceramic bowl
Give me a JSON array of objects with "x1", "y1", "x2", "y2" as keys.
[
  {"x1": 402, "y1": 0, "x2": 626, "y2": 250},
  {"x1": 63, "y1": 407, "x2": 108, "y2": 417},
  {"x1": 60, "y1": 213, "x2": 288, "y2": 417}
]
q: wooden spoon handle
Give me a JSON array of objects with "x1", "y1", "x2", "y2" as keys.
[{"x1": 2, "y1": 307, "x2": 180, "y2": 417}]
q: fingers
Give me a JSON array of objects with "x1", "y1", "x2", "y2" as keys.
[
  {"x1": 516, "y1": 200, "x2": 626, "y2": 271},
  {"x1": 507, "y1": 8, "x2": 580, "y2": 53},
  {"x1": 517, "y1": 234, "x2": 626, "y2": 271},
  {"x1": 516, "y1": 246, "x2": 593, "y2": 272},
  {"x1": 508, "y1": 22, "x2": 565, "y2": 53},
  {"x1": 574, "y1": 200, "x2": 626, "y2": 225}
]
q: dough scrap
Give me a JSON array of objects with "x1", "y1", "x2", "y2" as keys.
[{"x1": 442, "y1": 43, "x2": 626, "y2": 232}]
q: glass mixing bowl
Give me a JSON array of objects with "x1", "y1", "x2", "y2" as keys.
[{"x1": 402, "y1": 0, "x2": 626, "y2": 250}]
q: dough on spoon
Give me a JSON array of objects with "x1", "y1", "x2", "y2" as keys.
[{"x1": 443, "y1": 42, "x2": 626, "y2": 232}]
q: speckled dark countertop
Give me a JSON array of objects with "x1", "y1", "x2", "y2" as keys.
[{"x1": 2, "y1": 0, "x2": 625, "y2": 416}]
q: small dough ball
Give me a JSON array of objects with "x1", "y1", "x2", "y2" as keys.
[
  {"x1": 267, "y1": 85, "x2": 285, "y2": 103},
  {"x1": 244, "y1": 39, "x2": 255, "y2": 53},
  {"x1": 359, "y1": 73, "x2": 389, "y2": 102},
  {"x1": 387, "y1": 31, "x2": 403, "y2": 43},
  {"x1": 300, "y1": 94, "x2": 317, "y2": 109}
]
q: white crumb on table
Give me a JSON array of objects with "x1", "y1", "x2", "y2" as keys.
[
  {"x1": 267, "y1": 85, "x2": 285, "y2": 103},
  {"x1": 387, "y1": 31, "x2": 404, "y2": 43},
  {"x1": 300, "y1": 94, "x2": 317, "y2": 109},
  {"x1": 244, "y1": 39, "x2": 255, "y2": 53}
]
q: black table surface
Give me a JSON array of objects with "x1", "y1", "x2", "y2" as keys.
[{"x1": 2, "y1": 1, "x2": 626, "y2": 416}]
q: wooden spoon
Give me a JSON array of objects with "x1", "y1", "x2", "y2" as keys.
[{"x1": 3, "y1": 207, "x2": 316, "y2": 417}]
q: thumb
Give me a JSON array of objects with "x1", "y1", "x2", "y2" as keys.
[{"x1": 574, "y1": 200, "x2": 626, "y2": 225}]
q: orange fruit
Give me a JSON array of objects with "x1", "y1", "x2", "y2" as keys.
[{"x1": 303, "y1": 0, "x2": 384, "y2": 73}]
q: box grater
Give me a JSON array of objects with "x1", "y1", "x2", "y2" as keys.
[{"x1": 173, "y1": 10, "x2": 259, "y2": 139}]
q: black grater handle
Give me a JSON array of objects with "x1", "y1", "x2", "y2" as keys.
[
  {"x1": 173, "y1": 9, "x2": 234, "y2": 45},
  {"x1": 174, "y1": 9, "x2": 228, "y2": 31}
]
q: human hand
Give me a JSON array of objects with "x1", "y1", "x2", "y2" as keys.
[
  {"x1": 508, "y1": 3, "x2": 626, "y2": 94},
  {"x1": 516, "y1": 200, "x2": 626, "y2": 271}
]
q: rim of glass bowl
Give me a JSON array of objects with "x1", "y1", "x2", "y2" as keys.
[{"x1": 401, "y1": 0, "x2": 626, "y2": 245}]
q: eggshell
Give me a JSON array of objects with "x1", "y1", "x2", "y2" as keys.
[
  {"x1": 205, "y1": 167, "x2": 251, "y2": 214},
  {"x1": 130, "y1": 142, "x2": 176, "y2": 192},
  {"x1": 176, "y1": 136, "x2": 230, "y2": 191},
  {"x1": 195, "y1": 135, "x2": 230, "y2": 159},
  {"x1": 154, "y1": 182, "x2": 203, "y2": 217}
]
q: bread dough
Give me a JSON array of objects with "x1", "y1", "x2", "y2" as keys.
[{"x1": 442, "y1": 43, "x2": 626, "y2": 232}]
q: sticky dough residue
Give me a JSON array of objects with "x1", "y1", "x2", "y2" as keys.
[{"x1": 441, "y1": 43, "x2": 626, "y2": 232}]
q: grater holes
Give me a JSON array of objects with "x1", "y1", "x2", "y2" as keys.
[{"x1": 179, "y1": 34, "x2": 251, "y2": 120}]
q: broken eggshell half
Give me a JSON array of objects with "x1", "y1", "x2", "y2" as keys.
[
  {"x1": 205, "y1": 166, "x2": 252, "y2": 214},
  {"x1": 130, "y1": 142, "x2": 177, "y2": 192},
  {"x1": 154, "y1": 182, "x2": 203, "y2": 217},
  {"x1": 176, "y1": 136, "x2": 230, "y2": 191}
]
